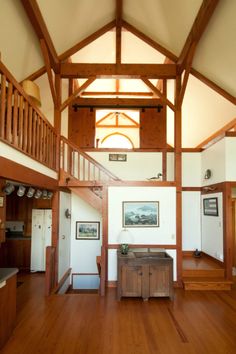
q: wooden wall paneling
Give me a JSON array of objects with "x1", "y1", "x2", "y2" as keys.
[
  {"x1": 0, "y1": 179, "x2": 6, "y2": 243},
  {"x1": 175, "y1": 75, "x2": 183, "y2": 286},
  {"x1": 68, "y1": 107, "x2": 95, "y2": 148},
  {"x1": 140, "y1": 108, "x2": 166, "y2": 148}
]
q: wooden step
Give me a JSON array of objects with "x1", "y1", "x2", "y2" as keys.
[
  {"x1": 182, "y1": 268, "x2": 225, "y2": 278},
  {"x1": 183, "y1": 277, "x2": 233, "y2": 291}
]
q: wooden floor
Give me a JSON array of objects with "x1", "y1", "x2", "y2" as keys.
[
  {"x1": 182, "y1": 254, "x2": 224, "y2": 271},
  {"x1": 1, "y1": 273, "x2": 236, "y2": 354}
]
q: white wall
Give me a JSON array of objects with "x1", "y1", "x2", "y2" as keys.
[
  {"x1": 201, "y1": 192, "x2": 223, "y2": 261},
  {"x1": 58, "y1": 192, "x2": 71, "y2": 282},
  {"x1": 201, "y1": 139, "x2": 226, "y2": 186},
  {"x1": 108, "y1": 186, "x2": 177, "y2": 280},
  {"x1": 70, "y1": 192, "x2": 102, "y2": 289},
  {"x1": 88, "y1": 151, "x2": 174, "y2": 181},
  {"x1": 225, "y1": 138, "x2": 236, "y2": 181},
  {"x1": 182, "y1": 192, "x2": 201, "y2": 251},
  {"x1": 0, "y1": 142, "x2": 57, "y2": 180},
  {"x1": 182, "y1": 153, "x2": 201, "y2": 187}
]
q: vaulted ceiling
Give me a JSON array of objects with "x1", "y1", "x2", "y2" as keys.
[{"x1": 0, "y1": 0, "x2": 235, "y2": 147}]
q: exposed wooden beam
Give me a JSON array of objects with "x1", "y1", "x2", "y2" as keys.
[
  {"x1": 20, "y1": 0, "x2": 59, "y2": 72},
  {"x1": 59, "y1": 20, "x2": 116, "y2": 61},
  {"x1": 40, "y1": 39, "x2": 57, "y2": 107},
  {"x1": 60, "y1": 63, "x2": 176, "y2": 79},
  {"x1": 191, "y1": 68, "x2": 236, "y2": 105},
  {"x1": 177, "y1": 43, "x2": 197, "y2": 108},
  {"x1": 60, "y1": 77, "x2": 96, "y2": 111},
  {"x1": 122, "y1": 20, "x2": 178, "y2": 62},
  {"x1": 177, "y1": 0, "x2": 219, "y2": 73},
  {"x1": 116, "y1": 0, "x2": 122, "y2": 64},
  {"x1": 81, "y1": 91, "x2": 153, "y2": 97},
  {"x1": 72, "y1": 97, "x2": 163, "y2": 108},
  {"x1": 141, "y1": 77, "x2": 176, "y2": 111}
]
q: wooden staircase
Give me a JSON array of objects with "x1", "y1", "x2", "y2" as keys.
[{"x1": 182, "y1": 254, "x2": 232, "y2": 291}]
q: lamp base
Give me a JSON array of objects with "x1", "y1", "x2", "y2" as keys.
[{"x1": 120, "y1": 243, "x2": 129, "y2": 255}]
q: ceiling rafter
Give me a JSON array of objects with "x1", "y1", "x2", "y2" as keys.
[
  {"x1": 60, "y1": 63, "x2": 176, "y2": 79},
  {"x1": 60, "y1": 77, "x2": 96, "y2": 111},
  {"x1": 115, "y1": 0, "x2": 123, "y2": 94},
  {"x1": 177, "y1": 42, "x2": 197, "y2": 108},
  {"x1": 40, "y1": 39, "x2": 57, "y2": 106},
  {"x1": 177, "y1": 0, "x2": 220, "y2": 73},
  {"x1": 141, "y1": 78, "x2": 175, "y2": 112},
  {"x1": 20, "y1": 0, "x2": 59, "y2": 72}
]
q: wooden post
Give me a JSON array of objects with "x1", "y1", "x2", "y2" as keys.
[
  {"x1": 175, "y1": 75, "x2": 183, "y2": 286},
  {"x1": 223, "y1": 182, "x2": 233, "y2": 280},
  {"x1": 0, "y1": 179, "x2": 6, "y2": 243},
  {"x1": 100, "y1": 185, "x2": 108, "y2": 296}
]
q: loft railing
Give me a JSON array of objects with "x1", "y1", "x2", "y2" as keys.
[
  {"x1": 0, "y1": 61, "x2": 57, "y2": 170},
  {"x1": 60, "y1": 136, "x2": 120, "y2": 182}
]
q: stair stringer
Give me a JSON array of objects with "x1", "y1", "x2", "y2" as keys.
[{"x1": 70, "y1": 187, "x2": 103, "y2": 213}]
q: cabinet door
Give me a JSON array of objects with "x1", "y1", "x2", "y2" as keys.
[
  {"x1": 149, "y1": 265, "x2": 170, "y2": 297},
  {"x1": 121, "y1": 265, "x2": 142, "y2": 297}
]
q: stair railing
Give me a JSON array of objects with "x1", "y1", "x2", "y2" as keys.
[
  {"x1": 60, "y1": 136, "x2": 120, "y2": 182},
  {"x1": 0, "y1": 61, "x2": 57, "y2": 170}
]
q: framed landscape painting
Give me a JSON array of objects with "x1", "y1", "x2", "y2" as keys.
[
  {"x1": 203, "y1": 197, "x2": 218, "y2": 216},
  {"x1": 122, "y1": 201, "x2": 159, "y2": 228},
  {"x1": 76, "y1": 221, "x2": 100, "y2": 240}
]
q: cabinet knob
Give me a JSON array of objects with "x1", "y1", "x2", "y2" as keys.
[
  {"x1": 139, "y1": 272, "x2": 143, "y2": 276},
  {"x1": 149, "y1": 272, "x2": 152, "y2": 275}
]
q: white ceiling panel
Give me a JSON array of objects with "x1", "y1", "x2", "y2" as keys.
[
  {"x1": 37, "y1": 0, "x2": 116, "y2": 55},
  {"x1": 123, "y1": 0, "x2": 202, "y2": 56}
]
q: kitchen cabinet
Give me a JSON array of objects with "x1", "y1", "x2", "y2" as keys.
[{"x1": 117, "y1": 250, "x2": 173, "y2": 300}]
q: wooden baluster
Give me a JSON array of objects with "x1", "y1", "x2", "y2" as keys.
[
  {"x1": 39, "y1": 119, "x2": 44, "y2": 162},
  {"x1": 23, "y1": 100, "x2": 28, "y2": 152},
  {"x1": 27, "y1": 106, "x2": 33, "y2": 154},
  {"x1": 6, "y1": 81, "x2": 13, "y2": 142},
  {"x1": 0, "y1": 74, "x2": 6, "y2": 139},
  {"x1": 36, "y1": 115, "x2": 40, "y2": 160},
  {"x1": 98, "y1": 169, "x2": 101, "y2": 181},
  {"x1": 49, "y1": 129, "x2": 53, "y2": 168},
  {"x1": 18, "y1": 96, "x2": 24, "y2": 149},
  {"x1": 12, "y1": 89, "x2": 19, "y2": 147},
  {"x1": 82, "y1": 156, "x2": 85, "y2": 180},
  {"x1": 61, "y1": 139, "x2": 65, "y2": 171},
  {"x1": 93, "y1": 164, "x2": 95, "y2": 181},
  {"x1": 77, "y1": 153, "x2": 80, "y2": 180},
  {"x1": 88, "y1": 162, "x2": 91, "y2": 181},
  {"x1": 32, "y1": 111, "x2": 37, "y2": 157}
]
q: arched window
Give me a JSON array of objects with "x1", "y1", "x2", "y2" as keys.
[{"x1": 100, "y1": 133, "x2": 134, "y2": 149}]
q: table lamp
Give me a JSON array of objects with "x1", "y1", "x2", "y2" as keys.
[{"x1": 117, "y1": 228, "x2": 133, "y2": 255}]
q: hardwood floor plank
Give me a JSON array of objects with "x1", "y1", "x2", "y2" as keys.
[{"x1": 1, "y1": 273, "x2": 236, "y2": 354}]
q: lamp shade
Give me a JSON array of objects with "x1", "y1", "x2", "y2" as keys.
[
  {"x1": 117, "y1": 229, "x2": 133, "y2": 244},
  {"x1": 22, "y1": 80, "x2": 41, "y2": 107}
]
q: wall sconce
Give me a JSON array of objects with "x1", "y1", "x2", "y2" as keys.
[
  {"x1": 65, "y1": 208, "x2": 71, "y2": 219},
  {"x1": 117, "y1": 228, "x2": 133, "y2": 255},
  {"x1": 34, "y1": 189, "x2": 42, "y2": 199},
  {"x1": 17, "y1": 185, "x2": 26, "y2": 197},
  {"x1": 2, "y1": 183, "x2": 15, "y2": 195},
  {"x1": 204, "y1": 169, "x2": 212, "y2": 179},
  {"x1": 27, "y1": 187, "x2": 35, "y2": 198},
  {"x1": 22, "y1": 80, "x2": 41, "y2": 107}
]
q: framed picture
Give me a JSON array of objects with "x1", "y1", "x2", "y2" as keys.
[
  {"x1": 122, "y1": 201, "x2": 159, "y2": 227},
  {"x1": 76, "y1": 221, "x2": 100, "y2": 240},
  {"x1": 203, "y1": 197, "x2": 218, "y2": 216},
  {"x1": 109, "y1": 153, "x2": 127, "y2": 161}
]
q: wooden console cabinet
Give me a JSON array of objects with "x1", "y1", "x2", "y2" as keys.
[{"x1": 117, "y1": 250, "x2": 173, "y2": 300}]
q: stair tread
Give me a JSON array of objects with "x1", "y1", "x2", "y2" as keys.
[{"x1": 183, "y1": 277, "x2": 232, "y2": 283}]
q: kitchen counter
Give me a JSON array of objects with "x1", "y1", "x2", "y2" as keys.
[
  {"x1": 0, "y1": 268, "x2": 18, "y2": 349},
  {"x1": 0, "y1": 267, "x2": 18, "y2": 283}
]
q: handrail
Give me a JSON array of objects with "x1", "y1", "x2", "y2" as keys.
[
  {"x1": 0, "y1": 60, "x2": 57, "y2": 171},
  {"x1": 52, "y1": 268, "x2": 72, "y2": 295},
  {"x1": 45, "y1": 246, "x2": 56, "y2": 296},
  {"x1": 60, "y1": 136, "x2": 120, "y2": 182}
]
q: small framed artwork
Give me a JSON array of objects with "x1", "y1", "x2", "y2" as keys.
[
  {"x1": 109, "y1": 153, "x2": 127, "y2": 162},
  {"x1": 123, "y1": 201, "x2": 159, "y2": 228},
  {"x1": 203, "y1": 197, "x2": 218, "y2": 216},
  {"x1": 76, "y1": 221, "x2": 100, "y2": 240}
]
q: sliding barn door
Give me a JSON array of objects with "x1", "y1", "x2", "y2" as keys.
[
  {"x1": 68, "y1": 107, "x2": 95, "y2": 148},
  {"x1": 140, "y1": 108, "x2": 166, "y2": 148}
]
